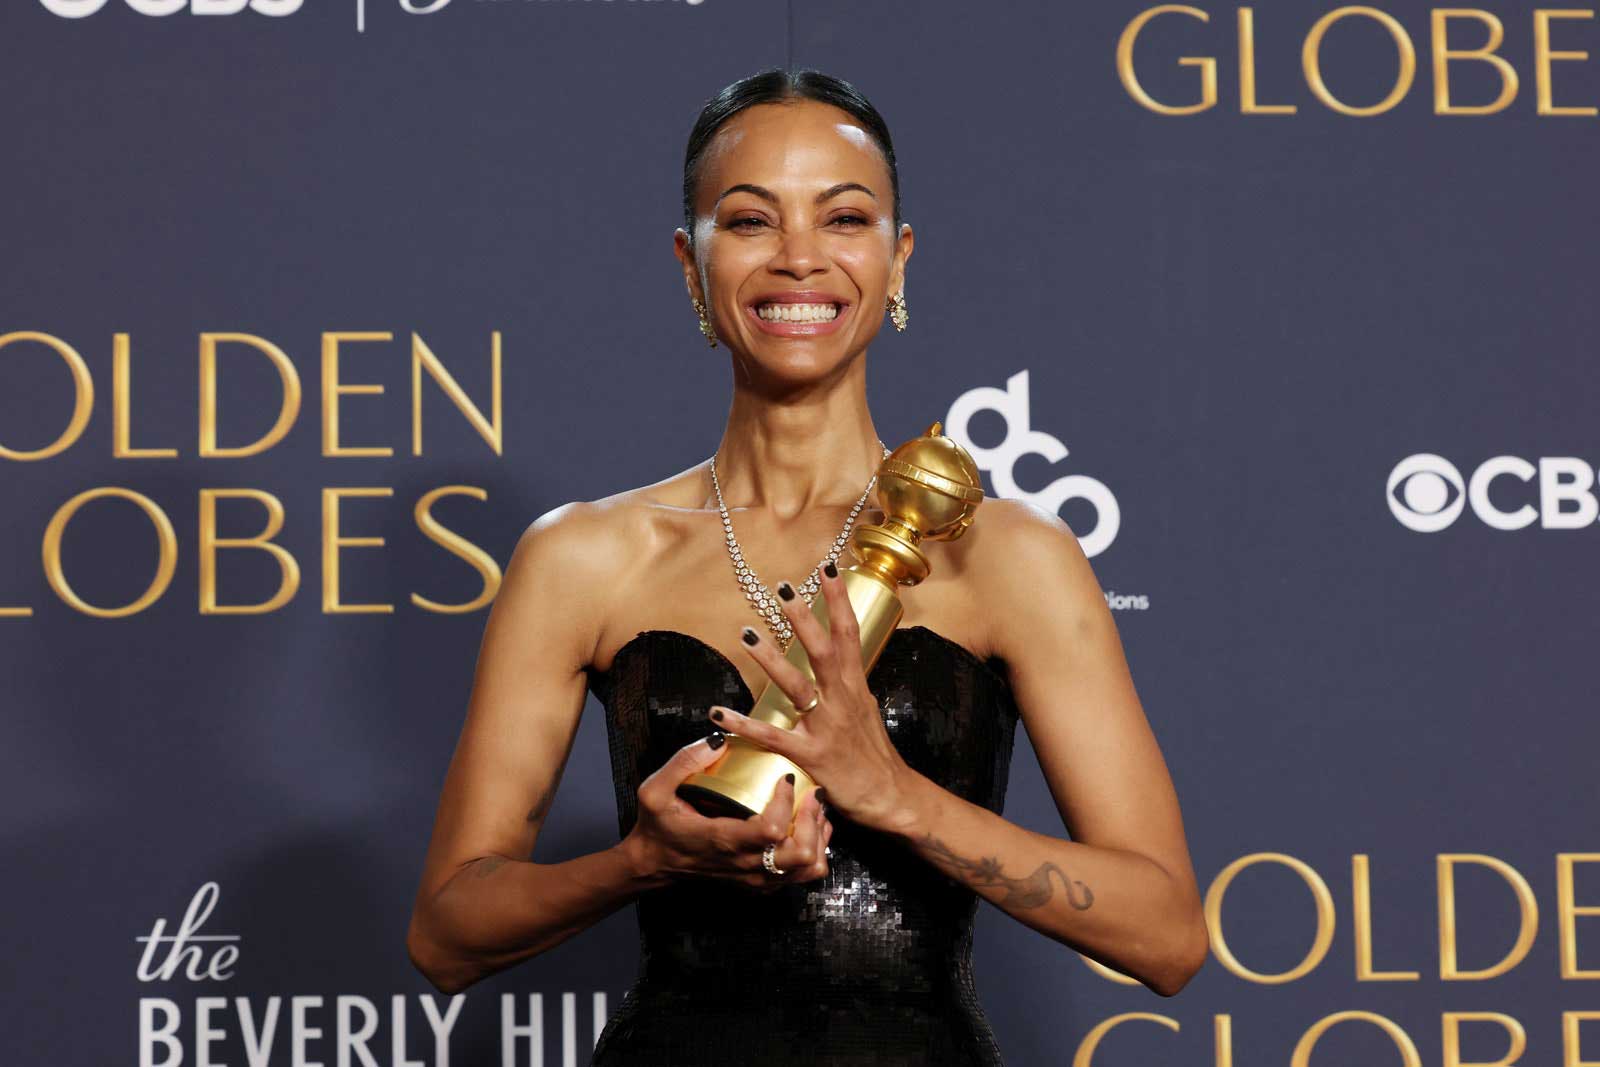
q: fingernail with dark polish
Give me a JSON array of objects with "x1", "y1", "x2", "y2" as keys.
[
  {"x1": 707, "y1": 730, "x2": 725, "y2": 750},
  {"x1": 824, "y1": 560, "x2": 838, "y2": 579},
  {"x1": 815, "y1": 786, "x2": 826, "y2": 805},
  {"x1": 784, "y1": 772, "x2": 795, "y2": 784},
  {"x1": 741, "y1": 627, "x2": 759, "y2": 645},
  {"x1": 777, "y1": 581, "x2": 795, "y2": 601},
  {"x1": 710, "y1": 708, "x2": 724, "y2": 721}
]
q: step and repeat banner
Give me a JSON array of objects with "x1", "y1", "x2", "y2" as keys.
[{"x1": 3, "y1": 1, "x2": 1596, "y2": 1064}]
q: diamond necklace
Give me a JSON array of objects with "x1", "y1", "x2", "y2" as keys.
[{"x1": 710, "y1": 439, "x2": 891, "y2": 651}]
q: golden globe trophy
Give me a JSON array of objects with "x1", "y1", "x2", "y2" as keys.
[{"x1": 676, "y1": 421, "x2": 985, "y2": 819}]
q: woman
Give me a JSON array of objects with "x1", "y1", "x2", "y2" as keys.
[{"x1": 406, "y1": 68, "x2": 1208, "y2": 1064}]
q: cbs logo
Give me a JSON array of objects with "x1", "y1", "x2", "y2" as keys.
[
  {"x1": 943, "y1": 369, "x2": 1121, "y2": 558},
  {"x1": 38, "y1": 0, "x2": 300, "y2": 16},
  {"x1": 1387, "y1": 453, "x2": 1600, "y2": 532}
]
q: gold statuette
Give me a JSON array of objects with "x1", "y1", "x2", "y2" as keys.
[{"x1": 677, "y1": 421, "x2": 985, "y2": 819}]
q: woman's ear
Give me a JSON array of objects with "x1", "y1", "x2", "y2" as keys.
[
  {"x1": 673, "y1": 227, "x2": 702, "y2": 304},
  {"x1": 895, "y1": 221, "x2": 914, "y2": 270},
  {"x1": 889, "y1": 221, "x2": 914, "y2": 294}
]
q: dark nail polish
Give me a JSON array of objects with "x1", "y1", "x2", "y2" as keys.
[
  {"x1": 710, "y1": 708, "x2": 724, "y2": 721},
  {"x1": 815, "y1": 786, "x2": 826, "y2": 805},
  {"x1": 741, "y1": 627, "x2": 759, "y2": 645},
  {"x1": 784, "y1": 772, "x2": 795, "y2": 784},
  {"x1": 824, "y1": 560, "x2": 838, "y2": 579},
  {"x1": 707, "y1": 730, "x2": 725, "y2": 750},
  {"x1": 777, "y1": 581, "x2": 795, "y2": 601}
]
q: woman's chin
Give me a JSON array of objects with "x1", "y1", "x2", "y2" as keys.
[{"x1": 740, "y1": 342, "x2": 859, "y2": 380}]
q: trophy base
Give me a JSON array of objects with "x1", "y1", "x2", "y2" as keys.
[
  {"x1": 677, "y1": 736, "x2": 816, "y2": 820},
  {"x1": 674, "y1": 780, "x2": 761, "y2": 820}
]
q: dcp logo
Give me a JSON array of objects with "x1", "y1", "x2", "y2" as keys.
[
  {"x1": 38, "y1": 0, "x2": 300, "y2": 16},
  {"x1": 943, "y1": 369, "x2": 1121, "y2": 557},
  {"x1": 1387, "y1": 452, "x2": 1600, "y2": 532}
]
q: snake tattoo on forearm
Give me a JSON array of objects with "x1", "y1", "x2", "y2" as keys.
[{"x1": 917, "y1": 833, "x2": 1095, "y2": 911}]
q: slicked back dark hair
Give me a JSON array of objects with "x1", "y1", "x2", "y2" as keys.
[{"x1": 681, "y1": 67, "x2": 902, "y2": 244}]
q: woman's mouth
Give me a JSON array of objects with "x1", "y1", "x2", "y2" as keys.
[{"x1": 746, "y1": 300, "x2": 850, "y2": 336}]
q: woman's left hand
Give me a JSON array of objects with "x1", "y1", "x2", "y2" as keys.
[{"x1": 708, "y1": 562, "x2": 920, "y2": 834}]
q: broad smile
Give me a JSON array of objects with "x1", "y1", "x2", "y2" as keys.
[{"x1": 744, "y1": 295, "x2": 852, "y2": 337}]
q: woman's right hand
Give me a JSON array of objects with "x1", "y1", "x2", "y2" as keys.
[{"x1": 623, "y1": 730, "x2": 833, "y2": 893}]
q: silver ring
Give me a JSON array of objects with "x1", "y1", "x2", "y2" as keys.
[
  {"x1": 762, "y1": 844, "x2": 786, "y2": 875},
  {"x1": 795, "y1": 692, "x2": 820, "y2": 713}
]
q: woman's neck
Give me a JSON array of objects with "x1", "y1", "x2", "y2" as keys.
[{"x1": 709, "y1": 382, "x2": 885, "y2": 521}]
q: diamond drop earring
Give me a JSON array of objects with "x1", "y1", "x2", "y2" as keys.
[
  {"x1": 692, "y1": 298, "x2": 718, "y2": 347},
  {"x1": 886, "y1": 291, "x2": 908, "y2": 331}
]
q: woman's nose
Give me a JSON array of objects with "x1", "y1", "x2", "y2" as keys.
[{"x1": 766, "y1": 225, "x2": 827, "y2": 275}]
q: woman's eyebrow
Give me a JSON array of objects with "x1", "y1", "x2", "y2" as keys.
[{"x1": 715, "y1": 181, "x2": 878, "y2": 209}]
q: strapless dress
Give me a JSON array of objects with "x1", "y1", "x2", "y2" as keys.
[{"x1": 582, "y1": 625, "x2": 1022, "y2": 1065}]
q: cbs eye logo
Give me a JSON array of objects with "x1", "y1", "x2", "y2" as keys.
[
  {"x1": 38, "y1": 0, "x2": 300, "y2": 16},
  {"x1": 1387, "y1": 454, "x2": 1466, "y2": 532},
  {"x1": 1387, "y1": 452, "x2": 1600, "y2": 532},
  {"x1": 942, "y1": 369, "x2": 1121, "y2": 558}
]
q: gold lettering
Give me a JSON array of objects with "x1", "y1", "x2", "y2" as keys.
[
  {"x1": 112, "y1": 333, "x2": 177, "y2": 459},
  {"x1": 1215, "y1": 1013, "x2": 1235, "y2": 1067},
  {"x1": 1072, "y1": 1012, "x2": 1180, "y2": 1067},
  {"x1": 1118, "y1": 5, "x2": 1218, "y2": 114},
  {"x1": 1567, "y1": 1011, "x2": 1600, "y2": 1067},
  {"x1": 1534, "y1": 10, "x2": 1598, "y2": 116},
  {"x1": 1303, "y1": 6, "x2": 1418, "y2": 116},
  {"x1": 1557, "y1": 853, "x2": 1600, "y2": 979},
  {"x1": 1438, "y1": 853, "x2": 1538, "y2": 979},
  {"x1": 199, "y1": 333, "x2": 303, "y2": 458},
  {"x1": 1354, "y1": 854, "x2": 1420, "y2": 980},
  {"x1": 1291, "y1": 1011, "x2": 1421, "y2": 1066},
  {"x1": 1443, "y1": 1012, "x2": 1527, "y2": 1067},
  {"x1": 0, "y1": 331, "x2": 93, "y2": 461},
  {"x1": 42, "y1": 488, "x2": 178, "y2": 617},
  {"x1": 1240, "y1": 8, "x2": 1296, "y2": 113},
  {"x1": 411, "y1": 331, "x2": 503, "y2": 456},
  {"x1": 1432, "y1": 9, "x2": 1519, "y2": 114},
  {"x1": 199, "y1": 489, "x2": 300, "y2": 614},
  {"x1": 1205, "y1": 852, "x2": 1335, "y2": 983},
  {"x1": 411, "y1": 486, "x2": 500, "y2": 613},
  {"x1": 322, "y1": 487, "x2": 395, "y2": 613},
  {"x1": 322, "y1": 331, "x2": 394, "y2": 457}
]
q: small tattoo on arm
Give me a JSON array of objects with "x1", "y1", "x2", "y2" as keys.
[
  {"x1": 525, "y1": 790, "x2": 554, "y2": 825},
  {"x1": 467, "y1": 855, "x2": 510, "y2": 879},
  {"x1": 918, "y1": 834, "x2": 1095, "y2": 911}
]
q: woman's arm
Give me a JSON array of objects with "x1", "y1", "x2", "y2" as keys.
[
  {"x1": 412, "y1": 842, "x2": 667, "y2": 996},
  {"x1": 881, "y1": 768, "x2": 1204, "y2": 997},
  {"x1": 707, "y1": 499, "x2": 1209, "y2": 997},
  {"x1": 406, "y1": 501, "x2": 661, "y2": 996},
  {"x1": 885, "y1": 500, "x2": 1208, "y2": 996}
]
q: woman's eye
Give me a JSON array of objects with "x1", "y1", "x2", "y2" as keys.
[{"x1": 726, "y1": 214, "x2": 869, "y2": 232}]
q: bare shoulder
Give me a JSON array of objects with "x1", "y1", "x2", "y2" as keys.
[
  {"x1": 967, "y1": 496, "x2": 1097, "y2": 587},
  {"x1": 964, "y1": 497, "x2": 1107, "y2": 659},
  {"x1": 497, "y1": 466, "x2": 704, "y2": 662},
  {"x1": 508, "y1": 464, "x2": 702, "y2": 577}
]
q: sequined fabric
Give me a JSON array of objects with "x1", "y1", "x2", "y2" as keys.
[{"x1": 582, "y1": 625, "x2": 1021, "y2": 1066}]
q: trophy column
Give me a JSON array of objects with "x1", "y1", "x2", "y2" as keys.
[{"x1": 676, "y1": 421, "x2": 984, "y2": 820}]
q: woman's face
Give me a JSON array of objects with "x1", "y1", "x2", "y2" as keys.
[{"x1": 676, "y1": 98, "x2": 913, "y2": 381}]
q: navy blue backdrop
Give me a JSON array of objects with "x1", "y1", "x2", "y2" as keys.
[{"x1": 3, "y1": 1, "x2": 1597, "y2": 1064}]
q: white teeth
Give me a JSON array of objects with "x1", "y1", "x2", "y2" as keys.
[{"x1": 756, "y1": 302, "x2": 839, "y2": 323}]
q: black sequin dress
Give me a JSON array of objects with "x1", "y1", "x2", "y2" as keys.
[{"x1": 582, "y1": 625, "x2": 1022, "y2": 1066}]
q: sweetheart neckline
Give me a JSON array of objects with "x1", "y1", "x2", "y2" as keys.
[{"x1": 589, "y1": 624, "x2": 1012, "y2": 708}]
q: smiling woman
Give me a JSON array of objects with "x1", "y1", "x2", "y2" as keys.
[{"x1": 404, "y1": 67, "x2": 1208, "y2": 1065}]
